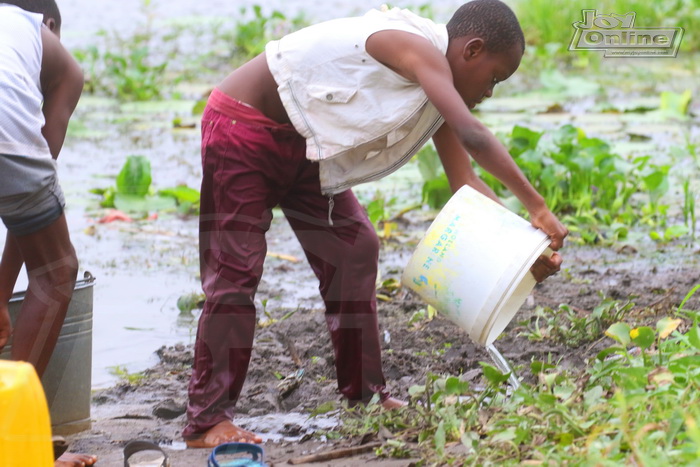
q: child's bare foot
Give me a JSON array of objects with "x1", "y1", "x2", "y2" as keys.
[
  {"x1": 55, "y1": 452, "x2": 97, "y2": 467},
  {"x1": 185, "y1": 420, "x2": 262, "y2": 448},
  {"x1": 381, "y1": 397, "x2": 408, "y2": 409}
]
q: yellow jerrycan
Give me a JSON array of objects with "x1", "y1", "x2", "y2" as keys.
[{"x1": 0, "y1": 360, "x2": 53, "y2": 466}]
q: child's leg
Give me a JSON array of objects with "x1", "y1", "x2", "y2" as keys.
[
  {"x1": 280, "y1": 169, "x2": 389, "y2": 403},
  {"x1": 0, "y1": 156, "x2": 78, "y2": 377},
  {"x1": 7, "y1": 214, "x2": 78, "y2": 377},
  {"x1": 184, "y1": 97, "x2": 304, "y2": 441}
]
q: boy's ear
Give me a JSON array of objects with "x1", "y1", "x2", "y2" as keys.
[
  {"x1": 462, "y1": 38, "x2": 486, "y2": 61},
  {"x1": 44, "y1": 17, "x2": 57, "y2": 33}
]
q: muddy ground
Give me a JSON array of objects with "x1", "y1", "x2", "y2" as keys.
[{"x1": 60, "y1": 210, "x2": 700, "y2": 466}]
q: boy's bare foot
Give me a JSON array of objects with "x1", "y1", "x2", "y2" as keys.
[
  {"x1": 55, "y1": 452, "x2": 97, "y2": 467},
  {"x1": 185, "y1": 420, "x2": 263, "y2": 448},
  {"x1": 381, "y1": 397, "x2": 408, "y2": 409}
]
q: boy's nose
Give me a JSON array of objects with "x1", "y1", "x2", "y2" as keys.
[{"x1": 484, "y1": 88, "x2": 493, "y2": 98}]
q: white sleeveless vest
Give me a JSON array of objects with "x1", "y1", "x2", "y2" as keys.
[
  {"x1": 0, "y1": 5, "x2": 51, "y2": 159},
  {"x1": 266, "y1": 7, "x2": 448, "y2": 194}
]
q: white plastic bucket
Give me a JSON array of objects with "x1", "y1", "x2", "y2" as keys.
[{"x1": 401, "y1": 185, "x2": 551, "y2": 346}]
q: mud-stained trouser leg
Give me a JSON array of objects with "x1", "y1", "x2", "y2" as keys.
[
  {"x1": 183, "y1": 100, "x2": 302, "y2": 437},
  {"x1": 281, "y1": 168, "x2": 388, "y2": 403}
]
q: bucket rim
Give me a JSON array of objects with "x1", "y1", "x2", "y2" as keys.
[
  {"x1": 9, "y1": 271, "x2": 96, "y2": 304},
  {"x1": 472, "y1": 237, "x2": 551, "y2": 345}
]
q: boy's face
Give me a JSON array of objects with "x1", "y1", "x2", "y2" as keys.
[{"x1": 450, "y1": 39, "x2": 522, "y2": 110}]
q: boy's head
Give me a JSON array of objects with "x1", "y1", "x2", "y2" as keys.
[
  {"x1": 2, "y1": 0, "x2": 62, "y2": 36},
  {"x1": 446, "y1": 0, "x2": 524, "y2": 109}
]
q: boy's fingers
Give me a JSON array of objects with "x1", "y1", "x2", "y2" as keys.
[{"x1": 530, "y1": 252, "x2": 563, "y2": 283}]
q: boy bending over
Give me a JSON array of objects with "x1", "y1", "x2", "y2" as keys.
[{"x1": 184, "y1": 0, "x2": 568, "y2": 448}]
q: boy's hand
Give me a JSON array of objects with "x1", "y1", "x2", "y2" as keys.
[
  {"x1": 530, "y1": 252, "x2": 563, "y2": 283},
  {"x1": 528, "y1": 207, "x2": 568, "y2": 282},
  {"x1": 529, "y1": 207, "x2": 568, "y2": 251},
  {"x1": 0, "y1": 304, "x2": 11, "y2": 352}
]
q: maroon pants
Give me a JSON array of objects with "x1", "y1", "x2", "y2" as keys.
[{"x1": 184, "y1": 89, "x2": 388, "y2": 437}]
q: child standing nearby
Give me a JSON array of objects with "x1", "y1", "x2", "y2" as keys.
[{"x1": 0, "y1": 1, "x2": 96, "y2": 465}]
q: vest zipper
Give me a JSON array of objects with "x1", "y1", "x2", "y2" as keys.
[{"x1": 327, "y1": 195, "x2": 335, "y2": 226}]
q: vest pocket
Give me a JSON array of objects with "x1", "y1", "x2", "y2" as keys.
[{"x1": 307, "y1": 84, "x2": 357, "y2": 104}]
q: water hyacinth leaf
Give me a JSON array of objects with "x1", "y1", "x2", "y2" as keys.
[
  {"x1": 158, "y1": 186, "x2": 200, "y2": 204},
  {"x1": 422, "y1": 175, "x2": 452, "y2": 209},
  {"x1": 630, "y1": 326, "x2": 655, "y2": 349},
  {"x1": 480, "y1": 362, "x2": 510, "y2": 385},
  {"x1": 657, "y1": 317, "x2": 682, "y2": 339},
  {"x1": 116, "y1": 155, "x2": 151, "y2": 197},
  {"x1": 605, "y1": 322, "x2": 631, "y2": 346},
  {"x1": 510, "y1": 125, "x2": 543, "y2": 156},
  {"x1": 688, "y1": 326, "x2": 700, "y2": 350},
  {"x1": 114, "y1": 194, "x2": 176, "y2": 214}
]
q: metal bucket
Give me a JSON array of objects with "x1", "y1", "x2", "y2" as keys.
[{"x1": 0, "y1": 272, "x2": 95, "y2": 435}]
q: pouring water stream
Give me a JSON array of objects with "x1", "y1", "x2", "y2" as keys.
[{"x1": 485, "y1": 343, "x2": 521, "y2": 390}]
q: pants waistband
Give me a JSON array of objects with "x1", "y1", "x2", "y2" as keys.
[{"x1": 207, "y1": 88, "x2": 295, "y2": 131}]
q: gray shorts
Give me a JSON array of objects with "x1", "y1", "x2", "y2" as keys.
[{"x1": 0, "y1": 154, "x2": 66, "y2": 236}]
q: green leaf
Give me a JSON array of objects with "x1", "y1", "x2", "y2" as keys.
[
  {"x1": 531, "y1": 360, "x2": 556, "y2": 374},
  {"x1": 116, "y1": 155, "x2": 152, "y2": 196},
  {"x1": 421, "y1": 175, "x2": 452, "y2": 209},
  {"x1": 434, "y1": 421, "x2": 446, "y2": 454},
  {"x1": 480, "y1": 362, "x2": 510, "y2": 385},
  {"x1": 583, "y1": 386, "x2": 604, "y2": 410},
  {"x1": 605, "y1": 322, "x2": 631, "y2": 346},
  {"x1": 630, "y1": 326, "x2": 655, "y2": 350},
  {"x1": 660, "y1": 90, "x2": 692, "y2": 117},
  {"x1": 688, "y1": 326, "x2": 700, "y2": 350},
  {"x1": 114, "y1": 194, "x2": 177, "y2": 214},
  {"x1": 158, "y1": 186, "x2": 200, "y2": 204},
  {"x1": 445, "y1": 376, "x2": 469, "y2": 395}
]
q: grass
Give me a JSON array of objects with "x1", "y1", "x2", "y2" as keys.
[{"x1": 334, "y1": 285, "x2": 700, "y2": 465}]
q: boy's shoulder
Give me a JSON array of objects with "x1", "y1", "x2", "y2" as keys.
[{"x1": 0, "y1": 4, "x2": 45, "y2": 33}]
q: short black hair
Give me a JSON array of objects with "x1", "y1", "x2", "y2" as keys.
[
  {"x1": 447, "y1": 0, "x2": 524, "y2": 53},
  {"x1": 2, "y1": 0, "x2": 61, "y2": 29}
]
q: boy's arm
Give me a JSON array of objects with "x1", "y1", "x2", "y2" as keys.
[
  {"x1": 432, "y1": 122, "x2": 501, "y2": 203},
  {"x1": 366, "y1": 31, "x2": 567, "y2": 250},
  {"x1": 39, "y1": 27, "x2": 84, "y2": 159}
]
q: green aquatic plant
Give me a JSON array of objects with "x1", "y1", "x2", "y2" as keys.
[
  {"x1": 335, "y1": 285, "x2": 700, "y2": 465},
  {"x1": 90, "y1": 155, "x2": 200, "y2": 215},
  {"x1": 482, "y1": 124, "x2": 672, "y2": 244},
  {"x1": 230, "y1": 5, "x2": 309, "y2": 60},
  {"x1": 519, "y1": 295, "x2": 635, "y2": 347}
]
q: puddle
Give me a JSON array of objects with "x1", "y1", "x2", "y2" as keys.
[{"x1": 235, "y1": 412, "x2": 340, "y2": 443}]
